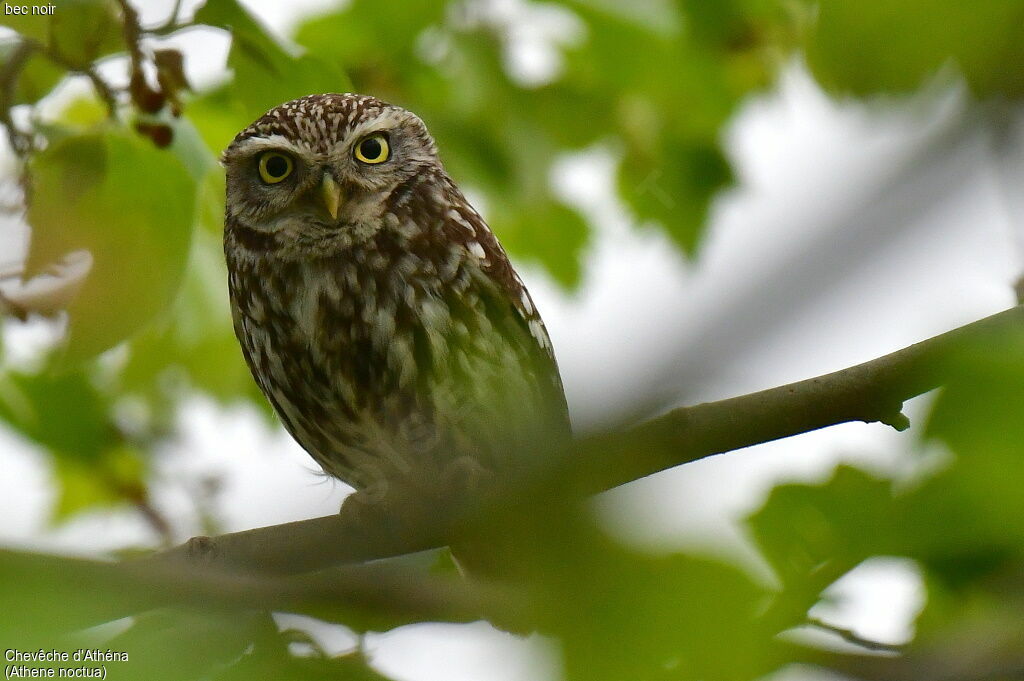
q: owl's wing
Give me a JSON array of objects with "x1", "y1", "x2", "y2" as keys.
[
  {"x1": 509, "y1": 284, "x2": 572, "y2": 436},
  {"x1": 440, "y1": 194, "x2": 572, "y2": 440}
]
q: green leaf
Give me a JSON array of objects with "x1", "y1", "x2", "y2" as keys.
[
  {"x1": 0, "y1": 6, "x2": 51, "y2": 42},
  {"x1": 747, "y1": 465, "x2": 901, "y2": 629},
  {"x1": 214, "y1": 638, "x2": 395, "y2": 681},
  {"x1": 53, "y1": 445, "x2": 146, "y2": 520},
  {"x1": 564, "y1": 0, "x2": 682, "y2": 36},
  {"x1": 26, "y1": 128, "x2": 196, "y2": 361},
  {"x1": 534, "y1": 528, "x2": 773, "y2": 681},
  {"x1": 0, "y1": 368, "x2": 112, "y2": 459},
  {"x1": 184, "y1": 83, "x2": 244, "y2": 154},
  {"x1": 121, "y1": 229, "x2": 266, "y2": 408},
  {"x1": 908, "y1": 326, "x2": 1024, "y2": 581},
  {"x1": 294, "y1": 0, "x2": 447, "y2": 71},
  {"x1": 0, "y1": 41, "x2": 65, "y2": 105},
  {"x1": 750, "y1": 466, "x2": 899, "y2": 586},
  {"x1": 48, "y1": 0, "x2": 122, "y2": 67},
  {"x1": 168, "y1": 116, "x2": 220, "y2": 182},
  {"x1": 192, "y1": 0, "x2": 350, "y2": 152},
  {"x1": 108, "y1": 609, "x2": 269, "y2": 681},
  {"x1": 491, "y1": 198, "x2": 588, "y2": 288},
  {"x1": 803, "y1": 0, "x2": 1024, "y2": 97},
  {"x1": 618, "y1": 136, "x2": 732, "y2": 255},
  {"x1": 474, "y1": 493, "x2": 774, "y2": 681},
  {"x1": 0, "y1": 367, "x2": 149, "y2": 520}
]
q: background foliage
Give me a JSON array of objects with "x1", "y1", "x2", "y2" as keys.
[{"x1": 2, "y1": 1, "x2": 1024, "y2": 679}]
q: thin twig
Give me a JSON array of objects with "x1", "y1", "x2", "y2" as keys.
[
  {"x1": 83, "y1": 68, "x2": 120, "y2": 118},
  {"x1": 115, "y1": 0, "x2": 146, "y2": 75},
  {"x1": 0, "y1": 39, "x2": 38, "y2": 155},
  {"x1": 132, "y1": 498, "x2": 175, "y2": 548},
  {"x1": 806, "y1": 616, "x2": 905, "y2": 654},
  {"x1": 152, "y1": 0, "x2": 185, "y2": 33}
]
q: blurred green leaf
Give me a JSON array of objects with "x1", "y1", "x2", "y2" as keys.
[
  {"x1": 53, "y1": 444, "x2": 147, "y2": 520},
  {"x1": 293, "y1": 0, "x2": 446, "y2": 79},
  {"x1": 565, "y1": 0, "x2": 681, "y2": 35},
  {"x1": 908, "y1": 327, "x2": 1024, "y2": 581},
  {"x1": 804, "y1": 0, "x2": 1024, "y2": 97},
  {"x1": 537, "y1": 530, "x2": 774, "y2": 681},
  {"x1": 108, "y1": 609, "x2": 268, "y2": 681},
  {"x1": 1, "y1": 12, "x2": 49, "y2": 43},
  {"x1": 0, "y1": 368, "x2": 111, "y2": 459},
  {"x1": 26, "y1": 127, "x2": 196, "y2": 361},
  {"x1": 0, "y1": 366, "x2": 152, "y2": 520},
  {"x1": 619, "y1": 136, "x2": 732, "y2": 254},
  {"x1": 478, "y1": 494, "x2": 774, "y2": 681},
  {"x1": 122, "y1": 230, "x2": 265, "y2": 408},
  {"x1": 56, "y1": 92, "x2": 108, "y2": 128},
  {"x1": 490, "y1": 198, "x2": 588, "y2": 288},
  {"x1": 748, "y1": 465, "x2": 902, "y2": 632},
  {"x1": 214, "y1": 627, "x2": 395, "y2": 681},
  {"x1": 0, "y1": 41, "x2": 65, "y2": 105},
  {"x1": 750, "y1": 466, "x2": 899, "y2": 588},
  {"x1": 49, "y1": 0, "x2": 122, "y2": 67},
  {"x1": 192, "y1": 0, "x2": 350, "y2": 152},
  {"x1": 168, "y1": 117, "x2": 220, "y2": 182}
]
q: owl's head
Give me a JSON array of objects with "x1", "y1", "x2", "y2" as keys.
[{"x1": 222, "y1": 93, "x2": 441, "y2": 249}]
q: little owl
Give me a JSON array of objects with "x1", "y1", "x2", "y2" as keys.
[{"x1": 223, "y1": 93, "x2": 570, "y2": 494}]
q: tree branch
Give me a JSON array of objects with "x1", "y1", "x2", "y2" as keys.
[
  {"x1": 805, "y1": 616, "x2": 905, "y2": 654},
  {"x1": 0, "y1": 39, "x2": 38, "y2": 155},
  {"x1": 785, "y1": 621, "x2": 1024, "y2": 681},
  {"x1": 138, "y1": 304, "x2": 1024, "y2": 576},
  {"x1": 0, "y1": 548, "x2": 522, "y2": 638},
  {"x1": 570, "y1": 305, "x2": 1024, "y2": 494}
]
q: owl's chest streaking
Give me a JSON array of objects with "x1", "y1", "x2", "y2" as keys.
[{"x1": 226, "y1": 227, "x2": 566, "y2": 489}]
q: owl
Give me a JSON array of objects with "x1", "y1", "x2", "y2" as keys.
[{"x1": 222, "y1": 94, "x2": 570, "y2": 495}]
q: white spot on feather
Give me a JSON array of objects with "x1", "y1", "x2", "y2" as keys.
[
  {"x1": 467, "y1": 241, "x2": 486, "y2": 261},
  {"x1": 520, "y1": 291, "x2": 534, "y2": 315},
  {"x1": 529, "y1": 319, "x2": 552, "y2": 351},
  {"x1": 447, "y1": 209, "x2": 476, "y2": 234}
]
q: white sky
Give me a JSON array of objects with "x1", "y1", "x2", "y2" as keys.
[{"x1": 2, "y1": 1, "x2": 1023, "y2": 680}]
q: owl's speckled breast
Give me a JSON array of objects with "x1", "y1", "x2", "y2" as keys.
[{"x1": 227, "y1": 226, "x2": 559, "y2": 489}]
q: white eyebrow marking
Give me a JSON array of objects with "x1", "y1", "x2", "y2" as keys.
[{"x1": 230, "y1": 135, "x2": 310, "y2": 158}]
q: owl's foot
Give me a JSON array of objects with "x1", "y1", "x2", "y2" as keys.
[{"x1": 338, "y1": 479, "x2": 390, "y2": 515}]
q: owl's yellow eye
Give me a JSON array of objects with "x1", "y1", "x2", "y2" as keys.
[
  {"x1": 354, "y1": 134, "x2": 390, "y2": 164},
  {"x1": 258, "y1": 152, "x2": 294, "y2": 184}
]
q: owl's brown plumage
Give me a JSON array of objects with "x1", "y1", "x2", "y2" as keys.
[{"x1": 223, "y1": 93, "x2": 569, "y2": 491}]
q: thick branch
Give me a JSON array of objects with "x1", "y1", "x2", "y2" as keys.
[
  {"x1": 141, "y1": 304, "x2": 1024, "y2": 576},
  {"x1": 0, "y1": 548, "x2": 520, "y2": 638}
]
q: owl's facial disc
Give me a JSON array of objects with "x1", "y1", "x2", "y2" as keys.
[{"x1": 224, "y1": 94, "x2": 443, "y2": 249}]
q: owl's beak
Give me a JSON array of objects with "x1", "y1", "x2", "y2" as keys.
[{"x1": 320, "y1": 174, "x2": 343, "y2": 220}]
